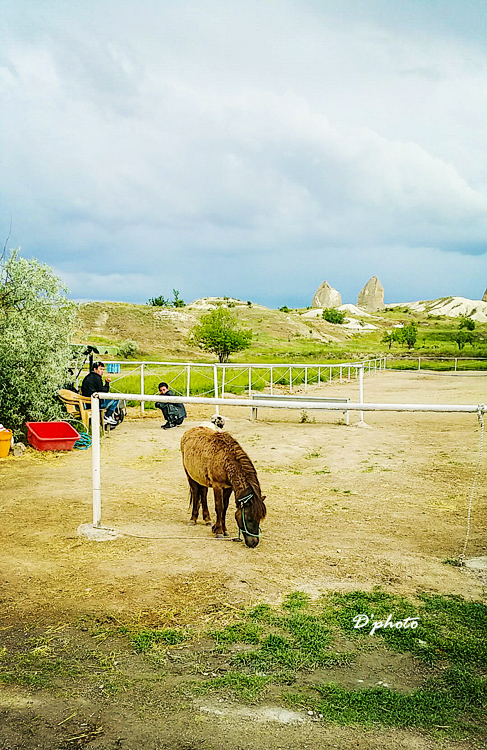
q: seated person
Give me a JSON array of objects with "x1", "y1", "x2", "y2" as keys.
[
  {"x1": 81, "y1": 361, "x2": 119, "y2": 427},
  {"x1": 155, "y1": 382, "x2": 187, "y2": 429}
]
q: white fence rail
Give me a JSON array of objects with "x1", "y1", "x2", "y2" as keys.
[
  {"x1": 78, "y1": 357, "x2": 386, "y2": 414},
  {"x1": 89, "y1": 391, "x2": 485, "y2": 530}
]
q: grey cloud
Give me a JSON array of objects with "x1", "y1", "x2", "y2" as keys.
[{"x1": 1, "y1": 0, "x2": 487, "y2": 306}]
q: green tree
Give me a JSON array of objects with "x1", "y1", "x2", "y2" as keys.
[
  {"x1": 148, "y1": 295, "x2": 170, "y2": 307},
  {"x1": 398, "y1": 321, "x2": 418, "y2": 349},
  {"x1": 453, "y1": 330, "x2": 474, "y2": 351},
  {"x1": 190, "y1": 307, "x2": 252, "y2": 362},
  {"x1": 459, "y1": 315, "x2": 475, "y2": 331},
  {"x1": 322, "y1": 308, "x2": 346, "y2": 324},
  {"x1": 381, "y1": 330, "x2": 395, "y2": 349},
  {"x1": 172, "y1": 289, "x2": 185, "y2": 308},
  {"x1": 0, "y1": 250, "x2": 77, "y2": 436},
  {"x1": 116, "y1": 340, "x2": 139, "y2": 358}
]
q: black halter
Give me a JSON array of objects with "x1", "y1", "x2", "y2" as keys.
[{"x1": 236, "y1": 491, "x2": 262, "y2": 540}]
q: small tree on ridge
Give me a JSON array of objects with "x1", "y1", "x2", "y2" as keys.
[{"x1": 190, "y1": 307, "x2": 252, "y2": 362}]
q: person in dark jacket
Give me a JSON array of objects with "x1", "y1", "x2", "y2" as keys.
[
  {"x1": 81, "y1": 362, "x2": 118, "y2": 427},
  {"x1": 155, "y1": 382, "x2": 187, "y2": 429}
]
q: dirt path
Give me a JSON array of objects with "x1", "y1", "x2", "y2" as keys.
[{"x1": 0, "y1": 370, "x2": 486, "y2": 749}]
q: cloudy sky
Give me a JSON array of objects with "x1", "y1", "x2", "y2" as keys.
[{"x1": 1, "y1": 0, "x2": 487, "y2": 307}]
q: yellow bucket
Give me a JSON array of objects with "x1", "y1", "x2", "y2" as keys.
[{"x1": 0, "y1": 429, "x2": 12, "y2": 458}]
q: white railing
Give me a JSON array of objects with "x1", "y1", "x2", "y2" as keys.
[
  {"x1": 88, "y1": 391, "x2": 485, "y2": 531},
  {"x1": 78, "y1": 357, "x2": 386, "y2": 414}
]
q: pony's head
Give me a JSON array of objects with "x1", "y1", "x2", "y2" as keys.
[{"x1": 235, "y1": 486, "x2": 267, "y2": 548}]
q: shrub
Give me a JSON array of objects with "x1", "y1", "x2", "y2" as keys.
[
  {"x1": 0, "y1": 250, "x2": 77, "y2": 437},
  {"x1": 322, "y1": 308, "x2": 346, "y2": 324},
  {"x1": 116, "y1": 340, "x2": 139, "y2": 358}
]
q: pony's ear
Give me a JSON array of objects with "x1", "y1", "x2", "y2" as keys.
[{"x1": 261, "y1": 495, "x2": 266, "y2": 502}]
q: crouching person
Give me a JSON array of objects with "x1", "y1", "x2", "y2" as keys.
[{"x1": 155, "y1": 382, "x2": 187, "y2": 429}]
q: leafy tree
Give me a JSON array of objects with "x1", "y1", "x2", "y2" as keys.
[
  {"x1": 322, "y1": 308, "x2": 346, "y2": 324},
  {"x1": 148, "y1": 295, "x2": 170, "y2": 307},
  {"x1": 116, "y1": 340, "x2": 139, "y2": 358},
  {"x1": 190, "y1": 307, "x2": 252, "y2": 362},
  {"x1": 0, "y1": 250, "x2": 77, "y2": 436},
  {"x1": 172, "y1": 289, "x2": 185, "y2": 308},
  {"x1": 453, "y1": 330, "x2": 474, "y2": 351},
  {"x1": 381, "y1": 330, "x2": 395, "y2": 349},
  {"x1": 397, "y1": 321, "x2": 418, "y2": 349},
  {"x1": 279, "y1": 305, "x2": 291, "y2": 313},
  {"x1": 148, "y1": 289, "x2": 185, "y2": 308},
  {"x1": 459, "y1": 315, "x2": 475, "y2": 331}
]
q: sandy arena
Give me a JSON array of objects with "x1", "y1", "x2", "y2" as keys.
[{"x1": 1, "y1": 369, "x2": 486, "y2": 625}]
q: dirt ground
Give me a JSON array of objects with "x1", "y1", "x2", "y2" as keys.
[{"x1": 1, "y1": 370, "x2": 486, "y2": 749}]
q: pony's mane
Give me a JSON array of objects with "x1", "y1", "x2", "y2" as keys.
[{"x1": 217, "y1": 432, "x2": 266, "y2": 520}]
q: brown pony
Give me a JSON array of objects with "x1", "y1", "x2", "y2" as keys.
[{"x1": 180, "y1": 427, "x2": 267, "y2": 548}]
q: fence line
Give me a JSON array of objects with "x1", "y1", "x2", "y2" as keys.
[
  {"x1": 89, "y1": 392, "x2": 485, "y2": 530},
  {"x1": 79, "y1": 357, "x2": 386, "y2": 414}
]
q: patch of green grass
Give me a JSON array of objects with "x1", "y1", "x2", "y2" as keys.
[
  {"x1": 120, "y1": 627, "x2": 189, "y2": 653},
  {"x1": 282, "y1": 592, "x2": 310, "y2": 611},
  {"x1": 443, "y1": 557, "x2": 463, "y2": 567},
  {"x1": 192, "y1": 672, "x2": 273, "y2": 701},
  {"x1": 208, "y1": 622, "x2": 263, "y2": 646}
]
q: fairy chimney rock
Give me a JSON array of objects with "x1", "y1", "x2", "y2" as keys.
[
  {"x1": 482, "y1": 288, "x2": 487, "y2": 302},
  {"x1": 357, "y1": 276, "x2": 384, "y2": 311},
  {"x1": 312, "y1": 281, "x2": 342, "y2": 309}
]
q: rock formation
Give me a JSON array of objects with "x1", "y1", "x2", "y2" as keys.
[
  {"x1": 312, "y1": 281, "x2": 342, "y2": 309},
  {"x1": 482, "y1": 288, "x2": 487, "y2": 303},
  {"x1": 357, "y1": 276, "x2": 384, "y2": 311}
]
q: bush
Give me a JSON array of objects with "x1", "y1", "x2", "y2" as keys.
[
  {"x1": 116, "y1": 340, "x2": 139, "y2": 358},
  {"x1": 0, "y1": 250, "x2": 77, "y2": 437},
  {"x1": 190, "y1": 308, "x2": 253, "y2": 363},
  {"x1": 322, "y1": 308, "x2": 346, "y2": 324}
]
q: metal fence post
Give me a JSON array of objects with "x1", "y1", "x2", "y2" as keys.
[
  {"x1": 304, "y1": 366, "x2": 308, "y2": 392},
  {"x1": 270, "y1": 366, "x2": 274, "y2": 395},
  {"x1": 186, "y1": 364, "x2": 190, "y2": 397},
  {"x1": 91, "y1": 395, "x2": 101, "y2": 528},
  {"x1": 213, "y1": 364, "x2": 219, "y2": 416},
  {"x1": 140, "y1": 364, "x2": 145, "y2": 414},
  {"x1": 289, "y1": 366, "x2": 293, "y2": 392},
  {"x1": 359, "y1": 365, "x2": 364, "y2": 423},
  {"x1": 221, "y1": 365, "x2": 225, "y2": 399}
]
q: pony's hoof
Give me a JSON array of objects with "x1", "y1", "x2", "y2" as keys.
[
  {"x1": 188, "y1": 520, "x2": 197, "y2": 526},
  {"x1": 204, "y1": 519, "x2": 212, "y2": 526},
  {"x1": 215, "y1": 533, "x2": 225, "y2": 539}
]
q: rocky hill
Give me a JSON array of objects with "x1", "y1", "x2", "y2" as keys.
[{"x1": 75, "y1": 299, "x2": 358, "y2": 360}]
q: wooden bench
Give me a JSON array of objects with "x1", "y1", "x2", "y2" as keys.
[{"x1": 250, "y1": 394, "x2": 350, "y2": 425}]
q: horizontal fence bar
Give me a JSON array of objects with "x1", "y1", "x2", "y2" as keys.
[
  {"x1": 92, "y1": 393, "x2": 485, "y2": 414},
  {"x1": 82, "y1": 357, "x2": 385, "y2": 369}
]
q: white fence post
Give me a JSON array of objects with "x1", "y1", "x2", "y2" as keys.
[
  {"x1": 304, "y1": 366, "x2": 308, "y2": 392},
  {"x1": 418, "y1": 357, "x2": 421, "y2": 371},
  {"x1": 270, "y1": 366, "x2": 274, "y2": 395},
  {"x1": 221, "y1": 365, "x2": 225, "y2": 399},
  {"x1": 289, "y1": 366, "x2": 293, "y2": 392},
  {"x1": 329, "y1": 365, "x2": 332, "y2": 383},
  {"x1": 455, "y1": 358, "x2": 458, "y2": 371},
  {"x1": 91, "y1": 396, "x2": 101, "y2": 528},
  {"x1": 340, "y1": 366, "x2": 342, "y2": 383},
  {"x1": 359, "y1": 365, "x2": 364, "y2": 423},
  {"x1": 140, "y1": 363, "x2": 145, "y2": 414},
  {"x1": 186, "y1": 364, "x2": 190, "y2": 397},
  {"x1": 213, "y1": 364, "x2": 219, "y2": 416}
]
